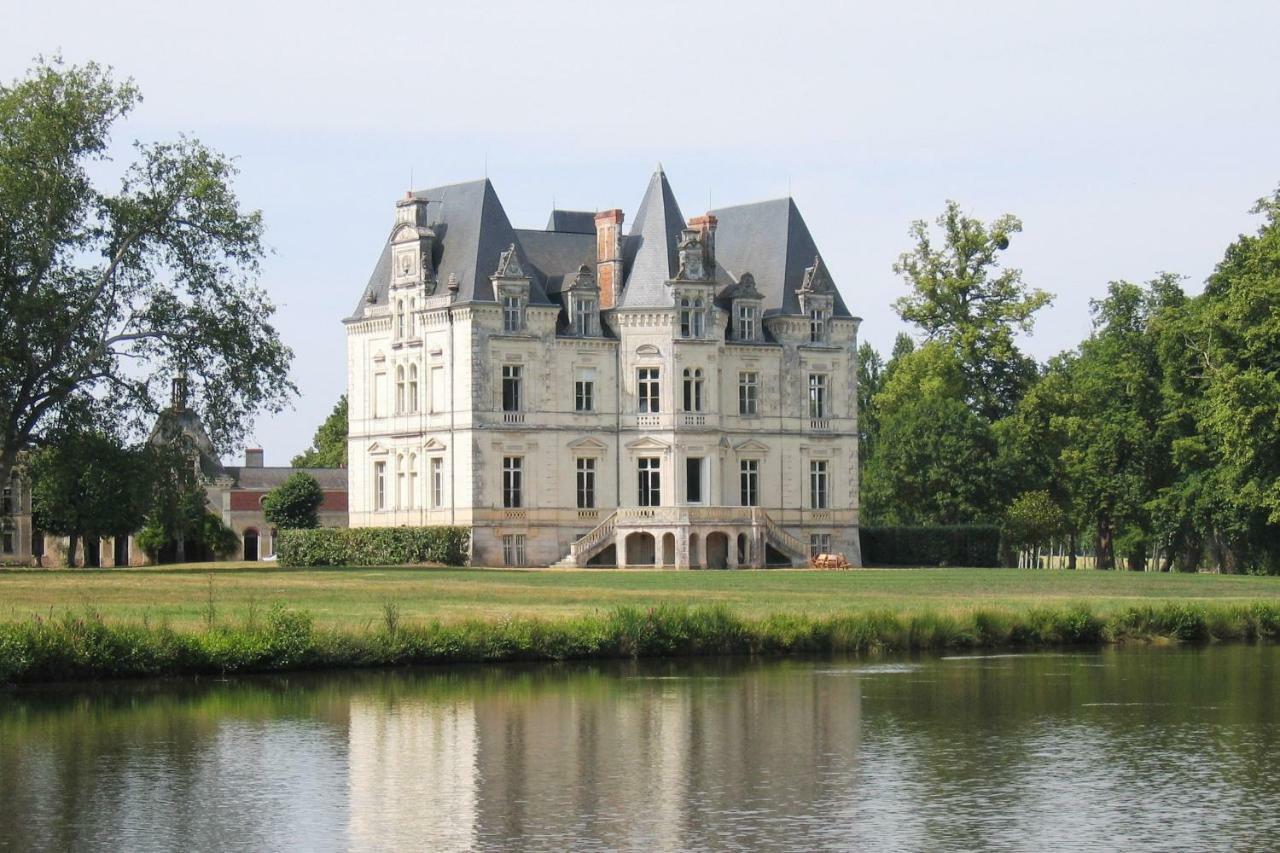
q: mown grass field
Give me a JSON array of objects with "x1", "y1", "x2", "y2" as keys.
[{"x1": 2, "y1": 564, "x2": 1279, "y2": 629}]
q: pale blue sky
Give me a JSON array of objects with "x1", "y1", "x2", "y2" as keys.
[{"x1": 5, "y1": 0, "x2": 1279, "y2": 462}]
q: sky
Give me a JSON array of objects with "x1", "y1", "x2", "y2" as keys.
[{"x1": 4, "y1": 0, "x2": 1279, "y2": 463}]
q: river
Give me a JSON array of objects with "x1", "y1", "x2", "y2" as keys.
[{"x1": 1, "y1": 646, "x2": 1277, "y2": 851}]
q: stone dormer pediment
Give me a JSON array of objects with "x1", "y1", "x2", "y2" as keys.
[{"x1": 422, "y1": 437, "x2": 447, "y2": 452}]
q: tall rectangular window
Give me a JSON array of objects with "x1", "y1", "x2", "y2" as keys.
[
  {"x1": 808, "y1": 374, "x2": 828, "y2": 418},
  {"x1": 809, "y1": 308, "x2": 827, "y2": 343},
  {"x1": 638, "y1": 457, "x2": 661, "y2": 506},
  {"x1": 503, "y1": 534, "x2": 527, "y2": 566},
  {"x1": 1, "y1": 485, "x2": 11, "y2": 515},
  {"x1": 503, "y1": 295, "x2": 523, "y2": 332},
  {"x1": 685, "y1": 457, "x2": 703, "y2": 503},
  {"x1": 374, "y1": 461, "x2": 387, "y2": 511},
  {"x1": 810, "y1": 533, "x2": 832, "y2": 558},
  {"x1": 1, "y1": 531, "x2": 12, "y2": 554},
  {"x1": 431, "y1": 457, "x2": 444, "y2": 508},
  {"x1": 736, "y1": 304, "x2": 757, "y2": 341},
  {"x1": 503, "y1": 456, "x2": 523, "y2": 508},
  {"x1": 810, "y1": 460, "x2": 829, "y2": 509},
  {"x1": 573, "y1": 298, "x2": 597, "y2": 336},
  {"x1": 638, "y1": 368, "x2": 660, "y2": 413},
  {"x1": 576, "y1": 458, "x2": 596, "y2": 508},
  {"x1": 502, "y1": 365, "x2": 522, "y2": 412},
  {"x1": 575, "y1": 377, "x2": 594, "y2": 412},
  {"x1": 740, "y1": 459, "x2": 759, "y2": 507},
  {"x1": 738, "y1": 372, "x2": 758, "y2": 415}
]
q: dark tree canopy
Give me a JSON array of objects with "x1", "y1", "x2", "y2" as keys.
[
  {"x1": 292, "y1": 395, "x2": 347, "y2": 468},
  {"x1": 263, "y1": 471, "x2": 323, "y2": 530},
  {"x1": 0, "y1": 57, "x2": 294, "y2": 486}
]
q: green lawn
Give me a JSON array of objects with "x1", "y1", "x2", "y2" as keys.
[{"x1": 2, "y1": 565, "x2": 1279, "y2": 629}]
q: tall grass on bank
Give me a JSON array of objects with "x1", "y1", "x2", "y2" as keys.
[{"x1": 2, "y1": 602, "x2": 1279, "y2": 685}]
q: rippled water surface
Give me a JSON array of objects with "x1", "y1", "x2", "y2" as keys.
[{"x1": 2, "y1": 646, "x2": 1279, "y2": 851}]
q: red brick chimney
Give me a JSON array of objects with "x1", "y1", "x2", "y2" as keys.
[
  {"x1": 594, "y1": 209, "x2": 624, "y2": 309},
  {"x1": 689, "y1": 213, "x2": 717, "y2": 270}
]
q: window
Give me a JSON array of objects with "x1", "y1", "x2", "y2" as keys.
[
  {"x1": 638, "y1": 457, "x2": 661, "y2": 506},
  {"x1": 503, "y1": 294, "x2": 523, "y2": 332},
  {"x1": 638, "y1": 368, "x2": 660, "y2": 413},
  {"x1": 679, "y1": 295, "x2": 705, "y2": 338},
  {"x1": 407, "y1": 454, "x2": 417, "y2": 510},
  {"x1": 685, "y1": 457, "x2": 703, "y2": 503},
  {"x1": 576, "y1": 458, "x2": 596, "y2": 508},
  {"x1": 396, "y1": 454, "x2": 406, "y2": 509},
  {"x1": 809, "y1": 374, "x2": 828, "y2": 418},
  {"x1": 1, "y1": 530, "x2": 12, "y2": 554},
  {"x1": 740, "y1": 459, "x2": 759, "y2": 506},
  {"x1": 810, "y1": 533, "x2": 832, "y2": 558},
  {"x1": 408, "y1": 298, "x2": 417, "y2": 337},
  {"x1": 810, "y1": 460, "x2": 829, "y2": 509},
  {"x1": 408, "y1": 364, "x2": 419, "y2": 412},
  {"x1": 738, "y1": 371, "x2": 758, "y2": 415},
  {"x1": 431, "y1": 457, "x2": 444, "y2": 507},
  {"x1": 573, "y1": 297, "x2": 597, "y2": 336},
  {"x1": 809, "y1": 307, "x2": 828, "y2": 343},
  {"x1": 1, "y1": 484, "x2": 11, "y2": 515},
  {"x1": 502, "y1": 365, "x2": 522, "y2": 412},
  {"x1": 396, "y1": 299, "x2": 406, "y2": 339},
  {"x1": 502, "y1": 534, "x2": 527, "y2": 566},
  {"x1": 736, "y1": 303, "x2": 757, "y2": 341},
  {"x1": 503, "y1": 456, "x2": 523, "y2": 508},
  {"x1": 374, "y1": 461, "x2": 387, "y2": 511},
  {"x1": 575, "y1": 373, "x2": 594, "y2": 412},
  {"x1": 396, "y1": 366, "x2": 406, "y2": 414},
  {"x1": 681, "y1": 368, "x2": 704, "y2": 412}
]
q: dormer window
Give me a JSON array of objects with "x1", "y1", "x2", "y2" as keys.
[
  {"x1": 736, "y1": 303, "x2": 758, "y2": 341},
  {"x1": 679, "y1": 294, "x2": 705, "y2": 338},
  {"x1": 809, "y1": 306, "x2": 829, "y2": 343},
  {"x1": 571, "y1": 295, "x2": 598, "y2": 337},
  {"x1": 502, "y1": 293, "x2": 524, "y2": 333}
]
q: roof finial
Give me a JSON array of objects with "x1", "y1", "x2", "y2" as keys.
[{"x1": 656, "y1": 161, "x2": 665, "y2": 175}]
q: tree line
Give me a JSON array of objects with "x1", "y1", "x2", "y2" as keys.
[{"x1": 860, "y1": 192, "x2": 1280, "y2": 573}]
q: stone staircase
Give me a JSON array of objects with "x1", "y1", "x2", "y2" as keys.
[{"x1": 550, "y1": 510, "x2": 618, "y2": 568}]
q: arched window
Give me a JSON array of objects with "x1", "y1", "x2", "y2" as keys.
[
  {"x1": 679, "y1": 295, "x2": 694, "y2": 338},
  {"x1": 682, "y1": 367, "x2": 704, "y2": 412},
  {"x1": 408, "y1": 364, "x2": 419, "y2": 412},
  {"x1": 407, "y1": 453, "x2": 417, "y2": 510},
  {"x1": 396, "y1": 299, "x2": 405, "y2": 339},
  {"x1": 395, "y1": 366, "x2": 406, "y2": 413},
  {"x1": 396, "y1": 453, "x2": 405, "y2": 509}
]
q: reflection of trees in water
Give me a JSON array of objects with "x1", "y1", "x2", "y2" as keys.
[{"x1": 1, "y1": 649, "x2": 1278, "y2": 850}]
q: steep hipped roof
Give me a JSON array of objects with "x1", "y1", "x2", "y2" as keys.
[
  {"x1": 514, "y1": 229, "x2": 595, "y2": 295},
  {"x1": 349, "y1": 179, "x2": 552, "y2": 320},
  {"x1": 617, "y1": 167, "x2": 686, "y2": 309},
  {"x1": 545, "y1": 209, "x2": 597, "y2": 234},
  {"x1": 148, "y1": 406, "x2": 226, "y2": 481},
  {"x1": 711, "y1": 197, "x2": 853, "y2": 318}
]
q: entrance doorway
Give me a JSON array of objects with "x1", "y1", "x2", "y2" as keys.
[
  {"x1": 113, "y1": 535, "x2": 129, "y2": 567},
  {"x1": 243, "y1": 529, "x2": 259, "y2": 561},
  {"x1": 625, "y1": 532, "x2": 655, "y2": 566},
  {"x1": 706, "y1": 532, "x2": 729, "y2": 569}
]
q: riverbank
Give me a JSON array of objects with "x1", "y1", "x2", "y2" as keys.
[
  {"x1": 3, "y1": 601, "x2": 1279, "y2": 684},
  {"x1": 4, "y1": 566, "x2": 1280, "y2": 628}
]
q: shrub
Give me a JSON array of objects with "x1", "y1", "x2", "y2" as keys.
[
  {"x1": 861, "y1": 525, "x2": 1001, "y2": 567},
  {"x1": 263, "y1": 472, "x2": 324, "y2": 530},
  {"x1": 276, "y1": 526, "x2": 471, "y2": 567}
]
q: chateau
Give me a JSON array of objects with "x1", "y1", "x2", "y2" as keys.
[{"x1": 345, "y1": 168, "x2": 862, "y2": 568}]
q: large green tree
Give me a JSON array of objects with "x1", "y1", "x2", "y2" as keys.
[
  {"x1": 29, "y1": 427, "x2": 152, "y2": 566},
  {"x1": 0, "y1": 57, "x2": 294, "y2": 487},
  {"x1": 893, "y1": 201, "x2": 1051, "y2": 421},
  {"x1": 292, "y1": 395, "x2": 347, "y2": 468}
]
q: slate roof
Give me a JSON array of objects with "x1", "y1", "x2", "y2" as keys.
[
  {"x1": 225, "y1": 466, "x2": 348, "y2": 491},
  {"x1": 711, "y1": 197, "x2": 853, "y2": 318},
  {"x1": 349, "y1": 169, "x2": 851, "y2": 323},
  {"x1": 545, "y1": 210, "x2": 597, "y2": 234}
]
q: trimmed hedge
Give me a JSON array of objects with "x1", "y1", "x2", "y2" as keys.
[
  {"x1": 277, "y1": 526, "x2": 470, "y2": 567},
  {"x1": 862, "y1": 525, "x2": 1001, "y2": 567}
]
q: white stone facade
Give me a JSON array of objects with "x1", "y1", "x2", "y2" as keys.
[{"x1": 346, "y1": 171, "x2": 861, "y2": 568}]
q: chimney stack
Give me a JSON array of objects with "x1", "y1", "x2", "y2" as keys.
[
  {"x1": 689, "y1": 214, "x2": 717, "y2": 270},
  {"x1": 594, "y1": 209, "x2": 624, "y2": 309},
  {"x1": 245, "y1": 448, "x2": 264, "y2": 468}
]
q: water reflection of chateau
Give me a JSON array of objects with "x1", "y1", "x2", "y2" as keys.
[{"x1": 343, "y1": 666, "x2": 861, "y2": 849}]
